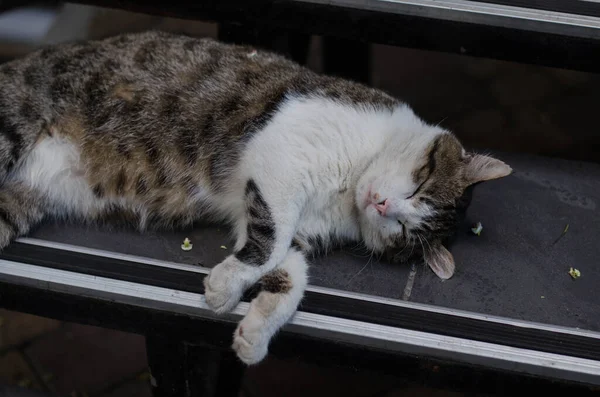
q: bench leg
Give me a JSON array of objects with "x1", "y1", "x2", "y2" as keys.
[
  {"x1": 146, "y1": 336, "x2": 245, "y2": 397},
  {"x1": 322, "y1": 36, "x2": 371, "y2": 84}
]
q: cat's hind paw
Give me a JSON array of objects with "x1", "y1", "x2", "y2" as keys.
[
  {"x1": 203, "y1": 256, "x2": 247, "y2": 314},
  {"x1": 232, "y1": 320, "x2": 269, "y2": 365}
]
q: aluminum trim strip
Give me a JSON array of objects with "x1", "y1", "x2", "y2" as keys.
[
  {"x1": 15, "y1": 237, "x2": 600, "y2": 340},
  {"x1": 296, "y1": 0, "x2": 600, "y2": 38},
  {"x1": 17, "y1": 237, "x2": 208, "y2": 274}
]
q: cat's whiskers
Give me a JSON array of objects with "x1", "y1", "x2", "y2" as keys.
[
  {"x1": 416, "y1": 233, "x2": 426, "y2": 257},
  {"x1": 345, "y1": 246, "x2": 376, "y2": 287},
  {"x1": 435, "y1": 116, "x2": 448, "y2": 128},
  {"x1": 407, "y1": 234, "x2": 417, "y2": 259},
  {"x1": 421, "y1": 233, "x2": 433, "y2": 253}
]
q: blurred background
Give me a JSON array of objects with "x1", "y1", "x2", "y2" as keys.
[
  {"x1": 0, "y1": 2, "x2": 598, "y2": 396},
  {"x1": 1, "y1": 2, "x2": 598, "y2": 163}
]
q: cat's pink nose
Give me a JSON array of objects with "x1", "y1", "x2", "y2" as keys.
[{"x1": 375, "y1": 199, "x2": 389, "y2": 216}]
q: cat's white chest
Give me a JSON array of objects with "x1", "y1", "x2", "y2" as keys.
[
  {"x1": 240, "y1": 96, "x2": 390, "y2": 244},
  {"x1": 297, "y1": 179, "x2": 359, "y2": 242}
]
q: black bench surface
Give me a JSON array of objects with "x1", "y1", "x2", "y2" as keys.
[{"x1": 22, "y1": 150, "x2": 600, "y2": 333}]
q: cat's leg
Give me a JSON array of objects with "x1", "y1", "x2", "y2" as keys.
[
  {"x1": 204, "y1": 179, "x2": 302, "y2": 313},
  {"x1": 0, "y1": 182, "x2": 47, "y2": 249},
  {"x1": 232, "y1": 247, "x2": 308, "y2": 364}
]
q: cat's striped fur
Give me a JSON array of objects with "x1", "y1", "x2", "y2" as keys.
[{"x1": 0, "y1": 31, "x2": 511, "y2": 363}]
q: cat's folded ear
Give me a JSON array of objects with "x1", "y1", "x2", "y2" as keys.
[
  {"x1": 424, "y1": 244, "x2": 455, "y2": 280},
  {"x1": 465, "y1": 154, "x2": 512, "y2": 185}
]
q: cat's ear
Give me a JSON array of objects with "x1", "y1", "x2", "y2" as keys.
[
  {"x1": 424, "y1": 244, "x2": 455, "y2": 280},
  {"x1": 465, "y1": 154, "x2": 512, "y2": 185}
]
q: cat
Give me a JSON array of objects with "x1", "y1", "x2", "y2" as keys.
[{"x1": 0, "y1": 31, "x2": 511, "y2": 364}]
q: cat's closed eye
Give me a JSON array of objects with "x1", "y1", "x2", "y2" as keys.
[{"x1": 407, "y1": 179, "x2": 428, "y2": 199}]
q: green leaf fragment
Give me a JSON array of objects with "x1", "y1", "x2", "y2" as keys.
[{"x1": 471, "y1": 222, "x2": 483, "y2": 236}]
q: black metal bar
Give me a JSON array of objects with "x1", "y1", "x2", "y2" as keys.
[
  {"x1": 2, "y1": 242, "x2": 599, "y2": 362},
  {"x1": 0, "y1": 242, "x2": 205, "y2": 293}
]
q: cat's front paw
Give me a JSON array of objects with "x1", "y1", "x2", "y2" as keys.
[
  {"x1": 204, "y1": 256, "x2": 247, "y2": 314},
  {"x1": 232, "y1": 318, "x2": 269, "y2": 365}
]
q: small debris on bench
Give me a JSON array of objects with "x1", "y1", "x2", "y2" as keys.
[
  {"x1": 568, "y1": 267, "x2": 581, "y2": 280},
  {"x1": 220, "y1": 245, "x2": 227, "y2": 249},
  {"x1": 16, "y1": 377, "x2": 32, "y2": 389},
  {"x1": 181, "y1": 237, "x2": 193, "y2": 251},
  {"x1": 471, "y1": 222, "x2": 483, "y2": 236}
]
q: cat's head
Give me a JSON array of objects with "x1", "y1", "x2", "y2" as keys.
[{"x1": 355, "y1": 113, "x2": 511, "y2": 280}]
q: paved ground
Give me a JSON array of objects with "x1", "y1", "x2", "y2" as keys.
[
  {"x1": 0, "y1": 309, "x2": 481, "y2": 397},
  {"x1": 0, "y1": 309, "x2": 149, "y2": 397}
]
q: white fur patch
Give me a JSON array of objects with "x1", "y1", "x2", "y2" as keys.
[
  {"x1": 237, "y1": 96, "x2": 444, "y2": 250},
  {"x1": 13, "y1": 135, "x2": 101, "y2": 218}
]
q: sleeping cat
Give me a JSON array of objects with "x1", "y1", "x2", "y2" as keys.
[{"x1": 0, "y1": 31, "x2": 511, "y2": 364}]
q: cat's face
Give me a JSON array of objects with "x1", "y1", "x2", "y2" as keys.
[{"x1": 355, "y1": 132, "x2": 511, "y2": 280}]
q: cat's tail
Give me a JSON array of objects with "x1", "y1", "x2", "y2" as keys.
[
  {"x1": 0, "y1": 109, "x2": 46, "y2": 248},
  {"x1": 0, "y1": 181, "x2": 46, "y2": 249},
  {"x1": 0, "y1": 112, "x2": 40, "y2": 184},
  {"x1": 0, "y1": 59, "x2": 49, "y2": 185}
]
